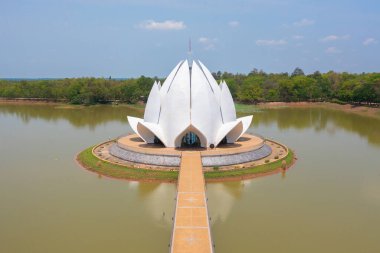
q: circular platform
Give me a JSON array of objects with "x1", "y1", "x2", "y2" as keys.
[{"x1": 93, "y1": 134, "x2": 288, "y2": 170}]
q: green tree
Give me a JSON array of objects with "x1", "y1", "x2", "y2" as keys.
[
  {"x1": 238, "y1": 83, "x2": 263, "y2": 103},
  {"x1": 291, "y1": 67, "x2": 305, "y2": 77}
]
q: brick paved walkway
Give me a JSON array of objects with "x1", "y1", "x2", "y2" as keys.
[{"x1": 170, "y1": 152, "x2": 213, "y2": 253}]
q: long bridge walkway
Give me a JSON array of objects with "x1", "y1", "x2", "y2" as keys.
[{"x1": 170, "y1": 152, "x2": 213, "y2": 253}]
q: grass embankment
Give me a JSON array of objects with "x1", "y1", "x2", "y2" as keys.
[
  {"x1": 77, "y1": 146, "x2": 294, "y2": 182},
  {"x1": 77, "y1": 146, "x2": 178, "y2": 182},
  {"x1": 204, "y1": 149, "x2": 294, "y2": 180},
  {"x1": 256, "y1": 102, "x2": 380, "y2": 119}
]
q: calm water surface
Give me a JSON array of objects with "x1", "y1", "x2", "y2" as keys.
[{"x1": 0, "y1": 104, "x2": 380, "y2": 253}]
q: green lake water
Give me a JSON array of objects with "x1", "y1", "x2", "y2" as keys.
[{"x1": 0, "y1": 104, "x2": 379, "y2": 253}]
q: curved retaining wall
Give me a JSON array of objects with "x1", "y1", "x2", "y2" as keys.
[
  {"x1": 202, "y1": 144, "x2": 272, "y2": 167},
  {"x1": 109, "y1": 144, "x2": 181, "y2": 167},
  {"x1": 109, "y1": 143, "x2": 272, "y2": 167}
]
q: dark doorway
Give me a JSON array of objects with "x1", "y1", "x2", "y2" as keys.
[
  {"x1": 181, "y1": 132, "x2": 201, "y2": 148},
  {"x1": 220, "y1": 136, "x2": 228, "y2": 144},
  {"x1": 153, "y1": 136, "x2": 163, "y2": 145}
]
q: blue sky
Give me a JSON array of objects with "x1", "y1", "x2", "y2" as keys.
[{"x1": 0, "y1": 0, "x2": 379, "y2": 78}]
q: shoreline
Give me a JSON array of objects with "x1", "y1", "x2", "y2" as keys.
[
  {"x1": 1, "y1": 99, "x2": 379, "y2": 118},
  {"x1": 0, "y1": 98, "x2": 68, "y2": 105},
  {"x1": 256, "y1": 101, "x2": 380, "y2": 119}
]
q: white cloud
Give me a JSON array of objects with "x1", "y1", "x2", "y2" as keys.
[
  {"x1": 363, "y1": 38, "x2": 378, "y2": 46},
  {"x1": 256, "y1": 39, "x2": 287, "y2": 46},
  {"x1": 292, "y1": 35, "x2": 304, "y2": 40},
  {"x1": 325, "y1": 47, "x2": 341, "y2": 54},
  {"x1": 293, "y1": 18, "x2": 315, "y2": 27},
  {"x1": 228, "y1": 21, "x2": 240, "y2": 27},
  {"x1": 320, "y1": 34, "x2": 350, "y2": 42},
  {"x1": 321, "y1": 35, "x2": 339, "y2": 42},
  {"x1": 139, "y1": 20, "x2": 186, "y2": 30},
  {"x1": 198, "y1": 37, "x2": 218, "y2": 50}
]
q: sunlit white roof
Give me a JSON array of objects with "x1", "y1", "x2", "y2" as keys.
[{"x1": 128, "y1": 60, "x2": 252, "y2": 148}]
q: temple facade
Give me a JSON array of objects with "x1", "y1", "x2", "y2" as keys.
[{"x1": 127, "y1": 60, "x2": 252, "y2": 148}]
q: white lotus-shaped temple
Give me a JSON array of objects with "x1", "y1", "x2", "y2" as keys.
[{"x1": 127, "y1": 60, "x2": 252, "y2": 148}]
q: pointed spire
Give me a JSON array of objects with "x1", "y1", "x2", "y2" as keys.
[{"x1": 187, "y1": 38, "x2": 194, "y2": 67}]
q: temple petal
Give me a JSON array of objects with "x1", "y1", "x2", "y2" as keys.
[
  {"x1": 160, "y1": 60, "x2": 185, "y2": 98},
  {"x1": 220, "y1": 81, "x2": 237, "y2": 123},
  {"x1": 215, "y1": 120, "x2": 241, "y2": 145},
  {"x1": 137, "y1": 121, "x2": 165, "y2": 145},
  {"x1": 144, "y1": 81, "x2": 161, "y2": 123},
  {"x1": 226, "y1": 121, "x2": 244, "y2": 143},
  {"x1": 127, "y1": 116, "x2": 144, "y2": 140},
  {"x1": 236, "y1": 115, "x2": 253, "y2": 139},
  {"x1": 197, "y1": 60, "x2": 221, "y2": 104},
  {"x1": 159, "y1": 60, "x2": 191, "y2": 147},
  {"x1": 191, "y1": 61, "x2": 223, "y2": 147}
]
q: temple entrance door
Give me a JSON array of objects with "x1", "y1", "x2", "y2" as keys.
[{"x1": 181, "y1": 132, "x2": 201, "y2": 148}]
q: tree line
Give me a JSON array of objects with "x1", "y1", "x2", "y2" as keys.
[
  {"x1": 0, "y1": 76, "x2": 154, "y2": 104},
  {"x1": 0, "y1": 68, "x2": 379, "y2": 105}
]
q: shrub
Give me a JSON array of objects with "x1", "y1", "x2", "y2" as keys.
[
  {"x1": 213, "y1": 166, "x2": 219, "y2": 171},
  {"x1": 265, "y1": 159, "x2": 270, "y2": 163},
  {"x1": 330, "y1": 98, "x2": 347, "y2": 105}
]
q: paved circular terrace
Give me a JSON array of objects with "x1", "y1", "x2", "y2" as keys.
[{"x1": 93, "y1": 134, "x2": 288, "y2": 170}]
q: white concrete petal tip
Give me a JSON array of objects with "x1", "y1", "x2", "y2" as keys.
[
  {"x1": 237, "y1": 115, "x2": 253, "y2": 139},
  {"x1": 127, "y1": 116, "x2": 144, "y2": 140}
]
